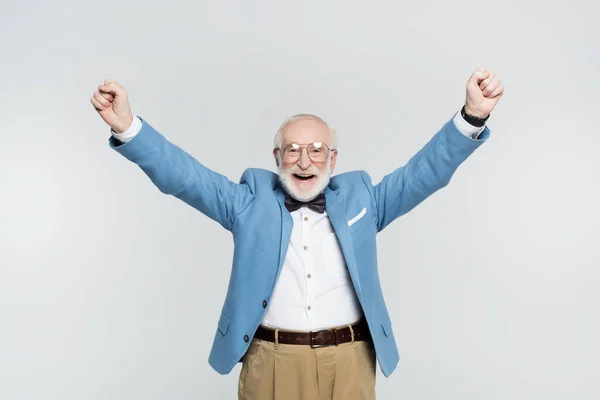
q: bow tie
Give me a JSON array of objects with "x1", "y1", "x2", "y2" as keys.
[{"x1": 285, "y1": 192, "x2": 326, "y2": 214}]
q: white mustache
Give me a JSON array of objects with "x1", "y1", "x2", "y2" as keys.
[{"x1": 286, "y1": 165, "x2": 320, "y2": 176}]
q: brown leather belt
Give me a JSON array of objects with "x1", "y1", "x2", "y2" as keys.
[{"x1": 253, "y1": 318, "x2": 371, "y2": 347}]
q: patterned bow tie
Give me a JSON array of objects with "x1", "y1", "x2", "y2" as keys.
[{"x1": 284, "y1": 192, "x2": 326, "y2": 213}]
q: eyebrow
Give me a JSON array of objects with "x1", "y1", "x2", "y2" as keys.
[{"x1": 281, "y1": 141, "x2": 327, "y2": 146}]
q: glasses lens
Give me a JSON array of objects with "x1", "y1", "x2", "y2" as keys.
[
  {"x1": 307, "y1": 143, "x2": 328, "y2": 162},
  {"x1": 282, "y1": 144, "x2": 300, "y2": 162}
]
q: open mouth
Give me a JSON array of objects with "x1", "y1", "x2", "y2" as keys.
[{"x1": 293, "y1": 174, "x2": 316, "y2": 181}]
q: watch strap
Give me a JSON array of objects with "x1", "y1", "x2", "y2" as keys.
[{"x1": 461, "y1": 105, "x2": 489, "y2": 127}]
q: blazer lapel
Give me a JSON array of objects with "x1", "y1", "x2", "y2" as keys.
[
  {"x1": 275, "y1": 187, "x2": 293, "y2": 280},
  {"x1": 324, "y1": 187, "x2": 363, "y2": 298}
]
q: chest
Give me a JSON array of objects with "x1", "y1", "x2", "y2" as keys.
[{"x1": 287, "y1": 207, "x2": 345, "y2": 264}]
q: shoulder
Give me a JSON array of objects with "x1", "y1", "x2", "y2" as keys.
[
  {"x1": 329, "y1": 171, "x2": 377, "y2": 214},
  {"x1": 330, "y1": 170, "x2": 373, "y2": 188},
  {"x1": 329, "y1": 170, "x2": 376, "y2": 200},
  {"x1": 238, "y1": 168, "x2": 279, "y2": 190}
]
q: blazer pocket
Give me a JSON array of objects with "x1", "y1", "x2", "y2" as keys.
[
  {"x1": 381, "y1": 319, "x2": 392, "y2": 337},
  {"x1": 347, "y1": 207, "x2": 367, "y2": 227},
  {"x1": 218, "y1": 311, "x2": 231, "y2": 335}
]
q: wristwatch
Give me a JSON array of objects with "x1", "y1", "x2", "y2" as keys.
[{"x1": 461, "y1": 105, "x2": 489, "y2": 127}]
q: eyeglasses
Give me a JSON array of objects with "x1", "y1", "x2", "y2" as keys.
[{"x1": 277, "y1": 142, "x2": 333, "y2": 163}]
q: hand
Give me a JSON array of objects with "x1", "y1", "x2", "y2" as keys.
[
  {"x1": 464, "y1": 67, "x2": 504, "y2": 119},
  {"x1": 90, "y1": 79, "x2": 133, "y2": 134}
]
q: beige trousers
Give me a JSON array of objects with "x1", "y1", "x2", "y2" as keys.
[{"x1": 238, "y1": 335, "x2": 376, "y2": 400}]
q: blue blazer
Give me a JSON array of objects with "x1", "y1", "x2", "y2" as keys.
[{"x1": 108, "y1": 115, "x2": 490, "y2": 377}]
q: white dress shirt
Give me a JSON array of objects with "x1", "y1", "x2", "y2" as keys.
[
  {"x1": 112, "y1": 111, "x2": 485, "y2": 332},
  {"x1": 261, "y1": 206, "x2": 364, "y2": 331}
]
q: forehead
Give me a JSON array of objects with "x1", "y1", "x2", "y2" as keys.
[{"x1": 281, "y1": 118, "x2": 331, "y2": 146}]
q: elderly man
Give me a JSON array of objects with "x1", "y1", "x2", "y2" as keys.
[{"x1": 91, "y1": 67, "x2": 503, "y2": 400}]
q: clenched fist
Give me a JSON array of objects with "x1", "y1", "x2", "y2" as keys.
[
  {"x1": 90, "y1": 79, "x2": 133, "y2": 134},
  {"x1": 465, "y1": 67, "x2": 504, "y2": 119}
]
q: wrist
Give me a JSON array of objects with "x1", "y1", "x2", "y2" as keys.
[
  {"x1": 463, "y1": 105, "x2": 489, "y2": 120},
  {"x1": 461, "y1": 105, "x2": 489, "y2": 127},
  {"x1": 112, "y1": 115, "x2": 134, "y2": 134}
]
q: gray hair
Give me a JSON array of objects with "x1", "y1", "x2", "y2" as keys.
[{"x1": 273, "y1": 113, "x2": 337, "y2": 150}]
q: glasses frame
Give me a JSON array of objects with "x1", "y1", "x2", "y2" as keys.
[{"x1": 276, "y1": 142, "x2": 335, "y2": 163}]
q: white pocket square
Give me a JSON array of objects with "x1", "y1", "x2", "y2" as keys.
[{"x1": 348, "y1": 207, "x2": 367, "y2": 226}]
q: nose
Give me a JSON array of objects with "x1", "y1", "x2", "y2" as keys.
[{"x1": 297, "y1": 148, "x2": 312, "y2": 169}]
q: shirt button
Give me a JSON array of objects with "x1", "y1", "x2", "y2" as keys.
[
  {"x1": 307, "y1": 305, "x2": 312, "y2": 311},
  {"x1": 303, "y1": 245, "x2": 308, "y2": 250},
  {"x1": 304, "y1": 216, "x2": 308, "y2": 221},
  {"x1": 262, "y1": 300, "x2": 267, "y2": 308},
  {"x1": 307, "y1": 273, "x2": 312, "y2": 279},
  {"x1": 244, "y1": 335, "x2": 249, "y2": 343}
]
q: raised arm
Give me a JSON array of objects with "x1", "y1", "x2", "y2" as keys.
[
  {"x1": 90, "y1": 79, "x2": 254, "y2": 231},
  {"x1": 371, "y1": 67, "x2": 504, "y2": 231}
]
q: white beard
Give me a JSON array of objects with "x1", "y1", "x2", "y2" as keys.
[{"x1": 278, "y1": 159, "x2": 332, "y2": 202}]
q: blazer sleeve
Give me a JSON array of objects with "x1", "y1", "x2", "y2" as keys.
[
  {"x1": 108, "y1": 117, "x2": 254, "y2": 231},
  {"x1": 369, "y1": 115, "x2": 491, "y2": 232}
]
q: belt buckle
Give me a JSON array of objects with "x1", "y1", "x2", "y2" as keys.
[{"x1": 309, "y1": 328, "x2": 338, "y2": 348}]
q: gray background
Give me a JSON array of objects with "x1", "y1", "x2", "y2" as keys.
[{"x1": 1, "y1": 0, "x2": 599, "y2": 398}]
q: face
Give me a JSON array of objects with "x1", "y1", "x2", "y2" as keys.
[{"x1": 273, "y1": 118, "x2": 337, "y2": 202}]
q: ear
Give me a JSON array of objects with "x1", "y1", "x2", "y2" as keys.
[
  {"x1": 273, "y1": 148, "x2": 280, "y2": 167},
  {"x1": 329, "y1": 150, "x2": 338, "y2": 174}
]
